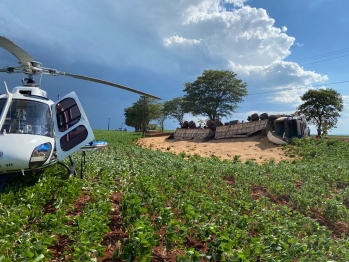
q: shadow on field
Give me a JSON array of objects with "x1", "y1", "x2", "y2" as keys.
[{"x1": 0, "y1": 164, "x2": 71, "y2": 194}]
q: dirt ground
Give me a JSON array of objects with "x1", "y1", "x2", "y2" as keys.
[{"x1": 137, "y1": 134, "x2": 293, "y2": 164}]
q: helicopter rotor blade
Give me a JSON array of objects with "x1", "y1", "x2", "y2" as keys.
[
  {"x1": 58, "y1": 72, "x2": 161, "y2": 99},
  {"x1": 0, "y1": 36, "x2": 34, "y2": 65},
  {"x1": 0, "y1": 36, "x2": 161, "y2": 99}
]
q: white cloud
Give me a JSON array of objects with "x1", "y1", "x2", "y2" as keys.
[
  {"x1": 0, "y1": 0, "x2": 334, "y2": 130},
  {"x1": 177, "y1": 4, "x2": 295, "y2": 66},
  {"x1": 229, "y1": 60, "x2": 328, "y2": 103},
  {"x1": 164, "y1": 36, "x2": 201, "y2": 47},
  {"x1": 342, "y1": 95, "x2": 349, "y2": 105},
  {"x1": 340, "y1": 95, "x2": 349, "y2": 120},
  {"x1": 0, "y1": 0, "x2": 323, "y2": 78}
]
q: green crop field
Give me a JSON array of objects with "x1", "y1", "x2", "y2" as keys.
[{"x1": 1, "y1": 130, "x2": 349, "y2": 261}]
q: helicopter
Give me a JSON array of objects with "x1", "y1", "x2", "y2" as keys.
[{"x1": 0, "y1": 36, "x2": 160, "y2": 180}]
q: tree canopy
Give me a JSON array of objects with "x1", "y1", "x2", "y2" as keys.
[
  {"x1": 163, "y1": 97, "x2": 188, "y2": 126},
  {"x1": 183, "y1": 70, "x2": 247, "y2": 121},
  {"x1": 297, "y1": 88, "x2": 343, "y2": 135},
  {"x1": 155, "y1": 104, "x2": 168, "y2": 132},
  {"x1": 124, "y1": 97, "x2": 162, "y2": 131}
]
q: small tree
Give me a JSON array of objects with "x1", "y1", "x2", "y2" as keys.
[
  {"x1": 183, "y1": 70, "x2": 247, "y2": 121},
  {"x1": 124, "y1": 97, "x2": 162, "y2": 131},
  {"x1": 197, "y1": 118, "x2": 206, "y2": 128},
  {"x1": 155, "y1": 104, "x2": 168, "y2": 132},
  {"x1": 124, "y1": 103, "x2": 142, "y2": 131},
  {"x1": 297, "y1": 88, "x2": 343, "y2": 136},
  {"x1": 163, "y1": 97, "x2": 188, "y2": 126},
  {"x1": 148, "y1": 123, "x2": 158, "y2": 131}
]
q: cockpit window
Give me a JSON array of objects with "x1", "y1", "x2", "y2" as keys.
[
  {"x1": 0, "y1": 99, "x2": 6, "y2": 119},
  {"x1": 1, "y1": 99, "x2": 53, "y2": 137}
]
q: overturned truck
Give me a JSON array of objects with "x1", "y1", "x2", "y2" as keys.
[
  {"x1": 267, "y1": 114, "x2": 308, "y2": 145},
  {"x1": 170, "y1": 113, "x2": 308, "y2": 144}
]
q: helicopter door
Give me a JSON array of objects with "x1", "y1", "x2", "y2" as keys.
[{"x1": 53, "y1": 92, "x2": 95, "y2": 160}]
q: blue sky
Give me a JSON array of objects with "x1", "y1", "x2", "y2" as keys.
[{"x1": 0, "y1": 0, "x2": 348, "y2": 134}]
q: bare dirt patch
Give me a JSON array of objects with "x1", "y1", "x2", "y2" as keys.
[
  {"x1": 100, "y1": 191, "x2": 126, "y2": 262},
  {"x1": 137, "y1": 134, "x2": 293, "y2": 164}
]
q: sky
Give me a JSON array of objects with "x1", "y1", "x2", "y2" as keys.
[{"x1": 0, "y1": 0, "x2": 349, "y2": 134}]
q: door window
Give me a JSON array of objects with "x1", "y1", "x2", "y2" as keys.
[
  {"x1": 60, "y1": 125, "x2": 88, "y2": 151},
  {"x1": 56, "y1": 98, "x2": 81, "y2": 132}
]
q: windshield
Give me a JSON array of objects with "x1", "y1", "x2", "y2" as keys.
[
  {"x1": 1, "y1": 99, "x2": 53, "y2": 137},
  {"x1": 0, "y1": 99, "x2": 6, "y2": 119}
]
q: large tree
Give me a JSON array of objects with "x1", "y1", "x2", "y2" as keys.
[
  {"x1": 163, "y1": 97, "x2": 188, "y2": 126},
  {"x1": 297, "y1": 88, "x2": 343, "y2": 136},
  {"x1": 183, "y1": 70, "x2": 247, "y2": 121},
  {"x1": 124, "y1": 97, "x2": 162, "y2": 131}
]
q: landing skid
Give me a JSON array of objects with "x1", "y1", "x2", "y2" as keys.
[
  {"x1": 57, "y1": 151, "x2": 86, "y2": 179},
  {"x1": 0, "y1": 151, "x2": 87, "y2": 192}
]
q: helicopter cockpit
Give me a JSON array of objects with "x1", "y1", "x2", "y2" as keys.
[{"x1": 0, "y1": 98, "x2": 53, "y2": 137}]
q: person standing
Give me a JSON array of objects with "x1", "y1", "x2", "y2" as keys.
[
  {"x1": 317, "y1": 127, "x2": 322, "y2": 138},
  {"x1": 307, "y1": 127, "x2": 310, "y2": 136}
]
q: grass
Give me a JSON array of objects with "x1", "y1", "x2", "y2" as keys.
[{"x1": 1, "y1": 131, "x2": 349, "y2": 261}]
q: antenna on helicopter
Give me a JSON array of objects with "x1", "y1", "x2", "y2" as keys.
[{"x1": 4, "y1": 81, "x2": 10, "y2": 95}]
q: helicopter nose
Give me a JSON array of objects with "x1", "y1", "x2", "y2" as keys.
[{"x1": 0, "y1": 134, "x2": 54, "y2": 172}]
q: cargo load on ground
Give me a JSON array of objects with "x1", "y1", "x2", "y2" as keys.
[{"x1": 169, "y1": 112, "x2": 308, "y2": 145}]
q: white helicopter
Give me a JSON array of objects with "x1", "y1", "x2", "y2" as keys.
[{"x1": 0, "y1": 36, "x2": 160, "y2": 178}]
